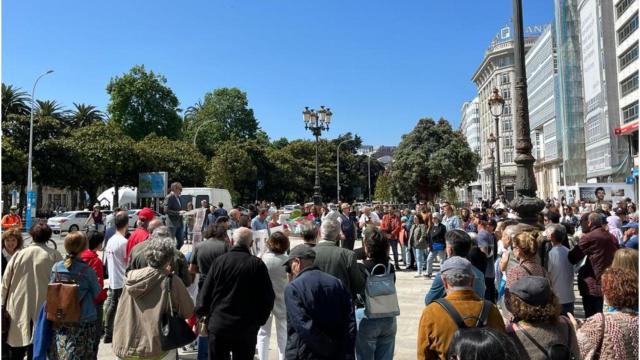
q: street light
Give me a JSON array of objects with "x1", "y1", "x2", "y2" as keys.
[
  {"x1": 336, "y1": 139, "x2": 354, "y2": 203},
  {"x1": 26, "y1": 69, "x2": 54, "y2": 230},
  {"x1": 488, "y1": 88, "x2": 505, "y2": 196},
  {"x1": 510, "y1": 0, "x2": 545, "y2": 225},
  {"x1": 303, "y1": 106, "x2": 332, "y2": 205},
  {"x1": 487, "y1": 134, "x2": 497, "y2": 202},
  {"x1": 193, "y1": 119, "x2": 215, "y2": 146}
]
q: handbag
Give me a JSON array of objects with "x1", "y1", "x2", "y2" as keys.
[
  {"x1": 158, "y1": 275, "x2": 196, "y2": 351},
  {"x1": 364, "y1": 263, "x2": 400, "y2": 318},
  {"x1": 45, "y1": 265, "x2": 89, "y2": 324}
]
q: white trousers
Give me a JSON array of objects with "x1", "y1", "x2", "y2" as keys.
[{"x1": 257, "y1": 311, "x2": 287, "y2": 360}]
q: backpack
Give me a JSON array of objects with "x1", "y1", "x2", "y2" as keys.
[
  {"x1": 340, "y1": 214, "x2": 356, "y2": 240},
  {"x1": 513, "y1": 317, "x2": 577, "y2": 360},
  {"x1": 363, "y1": 263, "x2": 400, "y2": 318},
  {"x1": 434, "y1": 298, "x2": 491, "y2": 329},
  {"x1": 45, "y1": 264, "x2": 89, "y2": 324}
]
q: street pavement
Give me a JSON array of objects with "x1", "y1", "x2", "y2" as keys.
[{"x1": 28, "y1": 233, "x2": 584, "y2": 359}]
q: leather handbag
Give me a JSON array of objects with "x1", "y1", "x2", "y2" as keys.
[
  {"x1": 45, "y1": 266, "x2": 89, "y2": 324},
  {"x1": 158, "y1": 275, "x2": 196, "y2": 351}
]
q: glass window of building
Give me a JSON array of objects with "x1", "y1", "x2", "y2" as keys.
[
  {"x1": 622, "y1": 101, "x2": 639, "y2": 123},
  {"x1": 620, "y1": 71, "x2": 639, "y2": 97},
  {"x1": 502, "y1": 88, "x2": 511, "y2": 99},
  {"x1": 616, "y1": 0, "x2": 636, "y2": 19},
  {"x1": 619, "y1": 41, "x2": 639, "y2": 70},
  {"x1": 618, "y1": 12, "x2": 638, "y2": 45},
  {"x1": 502, "y1": 118, "x2": 513, "y2": 132}
]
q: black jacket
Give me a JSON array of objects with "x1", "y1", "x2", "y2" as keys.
[
  {"x1": 285, "y1": 267, "x2": 356, "y2": 360},
  {"x1": 428, "y1": 223, "x2": 447, "y2": 249},
  {"x1": 195, "y1": 246, "x2": 275, "y2": 334}
]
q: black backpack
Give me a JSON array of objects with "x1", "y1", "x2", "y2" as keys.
[
  {"x1": 513, "y1": 318, "x2": 576, "y2": 360},
  {"x1": 434, "y1": 298, "x2": 491, "y2": 329}
]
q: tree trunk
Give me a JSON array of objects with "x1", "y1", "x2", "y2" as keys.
[{"x1": 113, "y1": 184, "x2": 119, "y2": 209}]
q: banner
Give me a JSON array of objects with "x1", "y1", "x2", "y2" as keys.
[
  {"x1": 252, "y1": 229, "x2": 269, "y2": 257},
  {"x1": 138, "y1": 172, "x2": 168, "y2": 198}
]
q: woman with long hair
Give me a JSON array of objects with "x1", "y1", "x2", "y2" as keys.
[
  {"x1": 49, "y1": 231, "x2": 100, "y2": 359},
  {"x1": 411, "y1": 213, "x2": 428, "y2": 277},
  {"x1": 610, "y1": 248, "x2": 638, "y2": 274}
]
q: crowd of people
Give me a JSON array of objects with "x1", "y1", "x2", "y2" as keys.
[{"x1": 0, "y1": 183, "x2": 638, "y2": 360}]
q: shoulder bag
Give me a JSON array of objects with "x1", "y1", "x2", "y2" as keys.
[{"x1": 159, "y1": 275, "x2": 196, "y2": 351}]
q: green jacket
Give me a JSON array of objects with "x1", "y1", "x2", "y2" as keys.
[{"x1": 411, "y1": 224, "x2": 428, "y2": 249}]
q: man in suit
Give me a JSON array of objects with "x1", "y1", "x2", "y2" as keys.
[{"x1": 164, "y1": 181, "x2": 185, "y2": 249}]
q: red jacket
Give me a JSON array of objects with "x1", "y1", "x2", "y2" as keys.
[
  {"x1": 381, "y1": 214, "x2": 403, "y2": 240},
  {"x1": 126, "y1": 227, "x2": 150, "y2": 261},
  {"x1": 80, "y1": 249, "x2": 108, "y2": 304}
]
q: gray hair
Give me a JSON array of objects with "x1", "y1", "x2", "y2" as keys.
[
  {"x1": 442, "y1": 272, "x2": 474, "y2": 287},
  {"x1": 320, "y1": 219, "x2": 341, "y2": 242},
  {"x1": 148, "y1": 219, "x2": 164, "y2": 234},
  {"x1": 546, "y1": 223, "x2": 566, "y2": 243},
  {"x1": 151, "y1": 225, "x2": 172, "y2": 239},
  {"x1": 233, "y1": 227, "x2": 253, "y2": 248},
  {"x1": 144, "y1": 235, "x2": 175, "y2": 269}
]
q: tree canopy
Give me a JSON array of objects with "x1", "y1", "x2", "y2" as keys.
[
  {"x1": 107, "y1": 65, "x2": 182, "y2": 140},
  {"x1": 389, "y1": 118, "x2": 480, "y2": 202}
]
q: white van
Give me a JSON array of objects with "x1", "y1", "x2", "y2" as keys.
[{"x1": 179, "y1": 187, "x2": 233, "y2": 211}]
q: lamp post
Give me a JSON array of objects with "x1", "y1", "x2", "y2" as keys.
[
  {"x1": 488, "y1": 88, "x2": 505, "y2": 196},
  {"x1": 510, "y1": 0, "x2": 545, "y2": 225},
  {"x1": 488, "y1": 134, "x2": 497, "y2": 202},
  {"x1": 367, "y1": 152, "x2": 372, "y2": 203},
  {"x1": 336, "y1": 139, "x2": 354, "y2": 203},
  {"x1": 192, "y1": 119, "x2": 216, "y2": 146},
  {"x1": 303, "y1": 106, "x2": 332, "y2": 205},
  {"x1": 26, "y1": 69, "x2": 54, "y2": 230}
]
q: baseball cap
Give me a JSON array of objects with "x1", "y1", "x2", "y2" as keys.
[
  {"x1": 282, "y1": 244, "x2": 316, "y2": 266},
  {"x1": 510, "y1": 276, "x2": 552, "y2": 306},
  {"x1": 138, "y1": 207, "x2": 155, "y2": 221},
  {"x1": 622, "y1": 221, "x2": 639, "y2": 229},
  {"x1": 440, "y1": 256, "x2": 473, "y2": 277},
  {"x1": 10, "y1": 205, "x2": 17, "y2": 210}
]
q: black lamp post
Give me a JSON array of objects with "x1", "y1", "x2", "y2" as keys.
[
  {"x1": 488, "y1": 133, "x2": 497, "y2": 202},
  {"x1": 511, "y1": 0, "x2": 545, "y2": 225},
  {"x1": 488, "y1": 88, "x2": 505, "y2": 196},
  {"x1": 303, "y1": 106, "x2": 332, "y2": 205}
]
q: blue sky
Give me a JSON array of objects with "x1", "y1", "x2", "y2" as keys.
[{"x1": 3, "y1": 0, "x2": 553, "y2": 146}]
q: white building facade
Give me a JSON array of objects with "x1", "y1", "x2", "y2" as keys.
[{"x1": 457, "y1": 97, "x2": 482, "y2": 204}]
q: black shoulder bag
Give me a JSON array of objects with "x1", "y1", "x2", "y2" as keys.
[{"x1": 159, "y1": 275, "x2": 196, "y2": 351}]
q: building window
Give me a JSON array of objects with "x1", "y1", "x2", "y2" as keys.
[
  {"x1": 616, "y1": 0, "x2": 636, "y2": 19},
  {"x1": 622, "y1": 101, "x2": 639, "y2": 123},
  {"x1": 620, "y1": 71, "x2": 639, "y2": 97},
  {"x1": 503, "y1": 150, "x2": 513, "y2": 163},
  {"x1": 618, "y1": 11, "x2": 638, "y2": 45},
  {"x1": 619, "y1": 41, "x2": 639, "y2": 71},
  {"x1": 504, "y1": 105, "x2": 512, "y2": 115},
  {"x1": 502, "y1": 88, "x2": 511, "y2": 99},
  {"x1": 502, "y1": 118, "x2": 513, "y2": 132},
  {"x1": 500, "y1": 73, "x2": 510, "y2": 85}
]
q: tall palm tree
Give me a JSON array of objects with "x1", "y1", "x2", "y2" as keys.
[
  {"x1": 1, "y1": 83, "x2": 30, "y2": 120},
  {"x1": 184, "y1": 100, "x2": 203, "y2": 121},
  {"x1": 70, "y1": 102, "x2": 105, "y2": 127}
]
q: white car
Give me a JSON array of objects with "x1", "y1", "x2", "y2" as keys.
[
  {"x1": 282, "y1": 204, "x2": 301, "y2": 214},
  {"x1": 47, "y1": 211, "x2": 91, "y2": 234},
  {"x1": 128, "y1": 209, "x2": 166, "y2": 230}
]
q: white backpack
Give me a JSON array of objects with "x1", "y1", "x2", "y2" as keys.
[{"x1": 363, "y1": 263, "x2": 400, "y2": 318}]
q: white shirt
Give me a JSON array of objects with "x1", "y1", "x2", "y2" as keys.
[
  {"x1": 105, "y1": 232, "x2": 128, "y2": 289},
  {"x1": 547, "y1": 245, "x2": 575, "y2": 304},
  {"x1": 358, "y1": 212, "x2": 380, "y2": 227}
]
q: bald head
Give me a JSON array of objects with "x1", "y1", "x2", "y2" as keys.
[
  {"x1": 233, "y1": 227, "x2": 254, "y2": 248},
  {"x1": 148, "y1": 218, "x2": 164, "y2": 234}
]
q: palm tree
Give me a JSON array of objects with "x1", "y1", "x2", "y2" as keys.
[
  {"x1": 70, "y1": 103, "x2": 105, "y2": 127},
  {"x1": 1, "y1": 83, "x2": 30, "y2": 120},
  {"x1": 184, "y1": 100, "x2": 203, "y2": 120},
  {"x1": 36, "y1": 100, "x2": 68, "y2": 121}
]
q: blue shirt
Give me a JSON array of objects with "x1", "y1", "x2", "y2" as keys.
[
  {"x1": 625, "y1": 235, "x2": 638, "y2": 250},
  {"x1": 50, "y1": 260, "x2": 100, "y2": 322},
  {"x1": 251, "y1": 216, "x2": 269, "y2": 232},
  {"x1": 424, "y1": 267, "x2": 486, "y2": 305}
]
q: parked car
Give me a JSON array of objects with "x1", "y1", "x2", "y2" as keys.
[
  {"x1": 128, "y1": 209, "x2": 166, "y2": 230},
  {"x1": 47, "y1": 211, "x2": 91, "y2": 234}
]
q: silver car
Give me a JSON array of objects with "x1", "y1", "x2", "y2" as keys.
[{"x1": 47, "y1": 211, "x2": 91, "y2": 234}]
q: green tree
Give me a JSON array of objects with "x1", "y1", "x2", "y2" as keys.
[
  {"x1": 185, "y1": 88, "x2": 260, "y2": 157},
  {"x1": 36, "y1": 100, "x2": 68, "y2": 121},
  {"x1": 35, "y1": 123, "x2": 138, "y2": 206},
  {"x1": 390, "y1": 118, "x2": 480, "y2": 202},
  {"x1": 205, "y1": 141, "x2": 257, "y2": 202},
  {"x1": 2, "y1": 84, "x2": 30, "y2": 120},
  {"x1": 107, "y1": 65, "x2": 182, "y2": 140},
  {"x1": 70, "y1": 103, "x2": 105, "y2": 127},
  {"x1": 374, "y1": 172, "x2": 392, "y2": 202},
  {"x1": 134, "y1": 134, "x2": 207, "y2": 187}
]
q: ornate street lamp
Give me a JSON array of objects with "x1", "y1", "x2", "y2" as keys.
[
  {"x1": 488, "y1": 88, "x2": 505, "y2": 196},
  {"x1": 303, "y1": 106, "x2": 332, "y2": 205},
  {"x1": 488, "y1": 133, "x2": 497, "y2": 202},
  {"x1": 511, "y1": 0, "x2": 545, "y2": 225}
]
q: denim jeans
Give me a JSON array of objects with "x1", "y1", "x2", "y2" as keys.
[
  {"x1": 414, "y1": 249, "x2": 427, "y2": 274},
  {"x1": 401, "y1": 244, "x2": 410, "y2": 266},
  {"x1": 389, "y1": 239, "x2": 399, "y2": 267},
  {"x1": 355, "y1": 308, "x2": 396, "y2": 360},
  {"x1": 426, "y1": 249, "x2": 445, "y2": 276},
  {"x1": 197, "y1": 336, "x2": 208, "y2": 360},
  {"x1": 104, "y1": 288, "x2": 123, "y2": 341}
]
